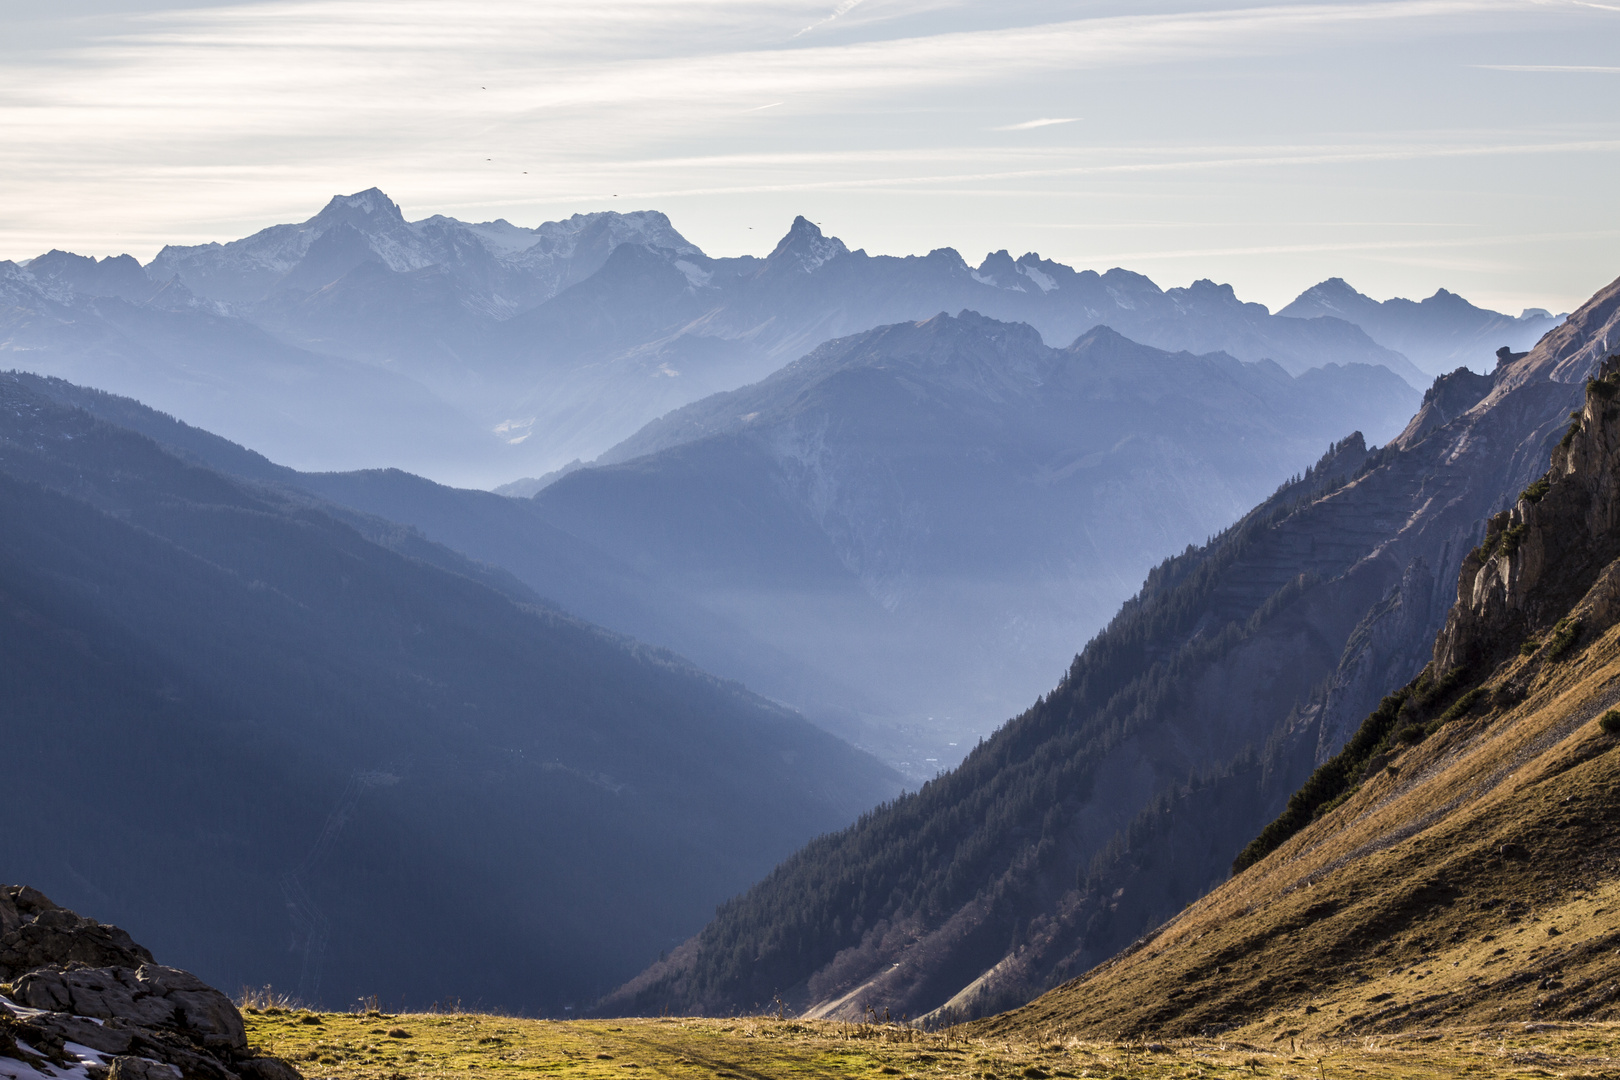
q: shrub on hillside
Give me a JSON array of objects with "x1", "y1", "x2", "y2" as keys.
[{"x1": 1545, "y1": 617, "x2": 1582, "y2": 660}]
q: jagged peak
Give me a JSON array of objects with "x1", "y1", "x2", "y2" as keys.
[
  {"x1": 1297, "y1": 276, "x2": 1362, "y2": 301},
  {"x1": 766, "y1": 215, "x2": 849, "y2": 273},
  {"x1": 1182, "y1": 278, "x2": 1239, "y2": 301},
  {"x1": 1418, "y1": 286, "x2": 1479, "y2": 313},
  {"x1": 1067, "y1": 323, "x2": 1134, "y2": 349},
  {"x1": 308, "y1": 187, "x2": 406, "y2": 231},
  {"x1": 906, "y1": 307, "x2": 1040, "y2": 340},
  {"x1": 1098, "y1": 266, "x2": 1164, "y2": 294}
]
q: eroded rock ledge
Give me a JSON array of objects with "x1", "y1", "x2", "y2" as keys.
[{"x1": 0, "y1": 886, "x2": 302, "y2": 1080}]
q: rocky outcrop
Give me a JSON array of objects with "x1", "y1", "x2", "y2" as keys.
[
  {"x1": 1435, "y1": 355, "x2": 1620, "y2": 675},
  {"x1": 0, "y1": 886, "x2": 300, "y2": 1080}
]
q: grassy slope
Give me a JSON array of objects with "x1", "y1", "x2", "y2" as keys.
[
  {"x1": 972, "y1": 602, "x2": 1620, "y2": 1044},
  {"x1": 243, "y1": 1010, "x2": 1620, "y2": 1080}
]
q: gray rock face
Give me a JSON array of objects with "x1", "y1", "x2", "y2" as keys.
[
  {"x1": 0, "y1": 886, "x2": 297, "y2": 1080},
  {"x1": 15, "y1": 965, "x2": 246, "y2": 1050},
  {"x1": 108, "y1": 1057, "x2": 182, "y2": 1080},
  {"x1": 0, "y1": 887, "x2": 153, "y2": 980}
]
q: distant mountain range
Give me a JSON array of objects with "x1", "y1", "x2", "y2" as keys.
[
  {"x1": 0, "y1": 371, "x2": 900, "y2": 1012},
  {"x1": 1280, "y1": 276, "x2": 1559, "y2": 376},
  {"x1": 599, "y1": 271, "x2": 1618, "y2": 1023},
  {"x1": 524, "y1": 312, "x2": 1420, "y2": 766},
  {"x1": 2, "y1": 189, "x2": 1557, "y2": 488},
  {"x1": 27, "y1": 309, "x2": 1418, "y2": 777}
]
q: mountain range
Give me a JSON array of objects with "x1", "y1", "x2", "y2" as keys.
[
  {"x1": 0, "y1": 371, "x2": 899, "y2": 1013},
  {"x1": 2, "y1": 189, "x2": 1556, "y2": 488},
  {"x1": 599, "y1": 271, "x2": 1618, "y2": 1022},
  {"x1": 27, "y1": 308, "x2": 1422, "y2": 776},
  {"x1": 525, "y1": 312, "x2": 1420, "y2": 766},
  {"x1": 0, "y1": 187, "x2": 1593, "y2": 1027}
]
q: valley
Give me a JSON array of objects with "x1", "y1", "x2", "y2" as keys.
[{"x1": 7, "y1": 0, "x2": 1620, "y2": 1067}]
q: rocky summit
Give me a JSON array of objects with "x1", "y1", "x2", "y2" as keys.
[{"x1": 0, "y1": 885, "x2": 301, "y2": 1080}]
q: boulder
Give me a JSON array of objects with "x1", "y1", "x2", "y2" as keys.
[
  {"x1": 0, "y1": 887, "x2": 153, "y2": 980},
  {"x1": 0, "y1": 885, "x2": 298, "y2": 1080},
  {"x1": 109, "y1": 1057, "x2": 183, "y2": 1080}
]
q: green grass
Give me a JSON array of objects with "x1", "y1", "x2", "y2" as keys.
[{"x1": 242, "y1": 1010, "x2": 1620, "y2": 1080}]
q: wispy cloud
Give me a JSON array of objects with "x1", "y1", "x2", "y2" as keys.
[
  {"x1": 1473, "y1": 63, "x2": 1620, "y2": 72},
  {"x1": 0, "y1": 0, "x2": 1614, "y2": 313},
  {"x1": 795, "y1": 0, "x2": 871, "y2": 37},
  {"x1": 995, "y1": 118, "x2": 1079, "y2": 131}
]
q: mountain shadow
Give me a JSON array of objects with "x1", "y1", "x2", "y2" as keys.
[{"x1": 0, "y1": 372, "x2": 900, "y2": 1014}]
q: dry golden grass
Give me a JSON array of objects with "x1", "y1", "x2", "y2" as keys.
[
  {"x1": 975, "y1": 610, "x2": 1620, "y2": 1045},
  {"x1": 242, "y1": 1010, "x2": 1620, "y2": 1080}
]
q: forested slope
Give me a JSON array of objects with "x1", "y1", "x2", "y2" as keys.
[{"x1": 982, "y1": 354, "x2": 1620, "y2": 1041}]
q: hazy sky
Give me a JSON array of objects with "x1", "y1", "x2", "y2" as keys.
[{"x1": 2, "y1": 0, "x2": 1617, "y2": 313}]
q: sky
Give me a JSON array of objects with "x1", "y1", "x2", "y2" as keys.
[{"x1": 1, "y1": 0, "x2": 1618, "y2": 314}]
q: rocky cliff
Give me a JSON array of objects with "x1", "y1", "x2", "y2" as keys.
[{"x1": 1, "y1": 886, "x2": 300, "y2": 1080}]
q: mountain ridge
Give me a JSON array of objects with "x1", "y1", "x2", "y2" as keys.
[
  {"x1": 529, "y1": 309, "x2": 1421, "y2": 767},
  {"x1": 595, "y1": 270, "x2": 1618, "y2": 1024},
  {"x1": 977, "y1": 349, "x2": 1620, "y2": 1041},
  {"x1": 6, "y1": 189, "x2": 1541, "y2": 486}
]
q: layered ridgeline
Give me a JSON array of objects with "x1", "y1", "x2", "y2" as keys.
[
  {"x1": 5, "y1": 189, "x2": 1537, "y2": 486},
  {"x1": 527, "y1": 313, "x2": 1419, "y2": 766},
  {"x1": 23, "y1": 314, "x2": 1420, "y2": 777},
  {"x1": 983, "y1": 352, "x2": 1620, "y2": 1041},
  {"x1": 599, "y1": 274, "x2": 1620, "y2": 1022},
  {"x1": 1280, "y1": 277, "x2": 1559, "y2": 376},
  {"x1": 0, "y1": 256, "x2": 495, "y2": 482},
  {"x1": 0, "y1": 373, "x2": 899, "y2": 1013}
]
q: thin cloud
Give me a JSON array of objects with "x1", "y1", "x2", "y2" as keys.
[
  {"x1": 1473, "y1": 63, "x2": 1620, "y2": 71},
  {"x1": 995, "y1": 118, "x2": 1080, "y2": 131},
  {"x1": 795, "y1": 0, "x2": 871, "y2": 37}
]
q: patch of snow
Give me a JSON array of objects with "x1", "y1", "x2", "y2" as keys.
[
  {"x1": 0, "y1": 1036, "x2": 124, "y2": 1080},
  {"x1": 673, "y1": 259, "x2": 712, "y2": 288},
  {"x1": 797, "y1": 233, "x2": 844, "y2": 273},
  {"x1": 1020, "y1": 264, "x2": 1057, "y2": 293},
  {"x1": 494, "y1": 417, "x2": 536, "y2": 445}
]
